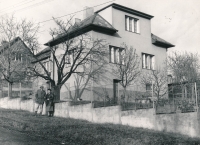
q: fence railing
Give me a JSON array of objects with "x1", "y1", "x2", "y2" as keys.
[
  {"x1": 121, "y1": 98, "x2": 153, "y2": 111},
  {"x1": 156, "y1": 98, "x2": 196, "y2": 114}
]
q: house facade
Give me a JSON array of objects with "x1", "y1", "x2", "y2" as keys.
[
  {"x1": 35, "y1": 3, "x2": 174, "y2": 101},
  {"x1": 0, "y1": 37, "x2": 33, "y2": 98}
]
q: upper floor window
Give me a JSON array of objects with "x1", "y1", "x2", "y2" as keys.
[
  {"x1": 125, "y1": 15, "x2": 140, "y2": 33},
  {"x1": 109, "y1": 46, "x2": 124, "y2": 64},
  {"x1": 43, "y1": 60, "x2": 52, "y2": 73},
  {"x1": 65, "y1": 50, "x2": 74, "y2": 65},
  {"x1": 142, "y1": 53, "x2": 155, "y2": 70},
  {"x1": 14, "y1": 53, "x2": 23, "y2": 62}
]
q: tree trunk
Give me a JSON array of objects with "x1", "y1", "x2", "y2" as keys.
[
  {"x1": 8, "y1": 82, "x2": 12, "y2": 98},
  {"x1": 52, "y1": 85, "x2": 61, "y2": 102},
  {"x1": 123, "y1": 87, "x2": 127, "y2": 102},
  {"x1": 75, "y1": 89, "x2": 80, "y2": 101}
]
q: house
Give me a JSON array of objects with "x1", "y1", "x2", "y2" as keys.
[
  {"x1": 35, "y1": 3, "x2": 175, "y2": 101},
  {"x1": 0, "y1": 37, "x2": 33, "y2": 97}
]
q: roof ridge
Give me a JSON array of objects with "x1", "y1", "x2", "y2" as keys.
[
  {"x1": 91, "y1": 13, "x2": 97, "y2": 24},
  {"x1": 95, "y1": 3, "x2": 154, "y2": 20}
]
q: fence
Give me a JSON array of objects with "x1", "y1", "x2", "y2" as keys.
[
  {"x1": 63, "y1": 83, "x2": 154, "y2": 110},
  {"x1": 0, "y1": 81, "x2": 33, "y2": 98},
  {"x1": 156, "y1": 98, "x2": 197, "y2": 114},
  {"x1": 1, "y1": 97, "x2": 200, "y2": 138}
]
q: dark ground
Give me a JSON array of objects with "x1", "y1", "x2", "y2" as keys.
[
  {"x1": 0, "y1": 126, "x2": 56, "y2": 145},
  {"x1": 0, "y1": 108, "x2": 200, "y2": 145}
]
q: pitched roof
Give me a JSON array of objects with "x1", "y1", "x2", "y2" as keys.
[
  {"x1": 0, "y1": 37, "x2": 21, "y2": 52},
  {"x1": 151, "y1": 33, "x2": 175, "y2": 48},
  {"x1": 0, "y1": 37, "x2": 33, "y2": 55},
  {"x1": 95, "y1": 3, "x2": 154, "y2": 20},
  {"x1": 44, "y1": 13, "x2": 118, "y2": 46},
  {"x1": 32, "y1": 47, "x2": 51, "y2": 63}
]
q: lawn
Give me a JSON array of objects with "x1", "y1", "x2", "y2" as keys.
[{"x1": 0, "y1": 108, "x2": 200, "y2": 145}]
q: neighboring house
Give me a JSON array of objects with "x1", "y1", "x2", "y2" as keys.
[
  {"x1": 0, "y1": 37, "x2": 33, "y2": 97},
  {"x1": 35, "y1": 3, "x2": 175, "y2": 100}
]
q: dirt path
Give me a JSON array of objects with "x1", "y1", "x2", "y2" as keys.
[{"x1": 0, "y1": 127, "x2": 57, "y2": 145}]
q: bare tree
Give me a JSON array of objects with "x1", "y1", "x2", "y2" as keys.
[
  {"x1": 29, "y1": 17, "x2": 108, "y2": 101},
  {"x1": 168, "y1": 51, "x2": 200, "y2": 83},
  {"x1": 141, "y1": 67, "x2": 168, "y2": 99},
  {"x1": 167, "y1": 51, "x2": 200, "y2": 98},
  {"x1": 73, "y1": 60, "x2": 107, "y2": 101},
  {"x1": 112, "y1": 43, "x2": 140, "y2": 99},
  {"x1": 0, "y1": 15, "x2": 40, "y2": 97}
]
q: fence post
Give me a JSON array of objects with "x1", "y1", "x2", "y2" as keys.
[
  {"x1": 20, "y1": 82, "x2": 22, "y2": 98},
  {"x1": 195, "y1": 82, "x2": 198, "y2": 112}
]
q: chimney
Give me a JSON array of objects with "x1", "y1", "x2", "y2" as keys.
[
  {"x1": 75, "y1": 18, "x2": 81, "y2": 24},
  {"x1": 83, "y1": 6, "x2": 94, "y2": 19}
]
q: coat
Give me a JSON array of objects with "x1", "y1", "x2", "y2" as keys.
[
  {"x1": 45, "y1": 93, "x2": 54, "y2": 112},
  {"x1": 35, "y1": 89, "x2": 46, "y2": 104}
]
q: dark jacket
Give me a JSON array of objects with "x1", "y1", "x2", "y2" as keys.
[
  {"x1": 45, "y1": 93, "x2": 54, "y2": 111},
  {"x1": 35, "y1": 89, "x2": 46, "y2": 104}
]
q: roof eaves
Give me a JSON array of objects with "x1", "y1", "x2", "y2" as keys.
[
  {"x1": 35, "y1": 47, "x2": 51, "y2": 56},
  {"x1": 151, "y1": 33, "x2": 175, "y2": 48},
  {"x1": 95, "y1": 3, "x2": 154, "y2": 20},
  {"x1": 44, "y1": 23, "x2": 118, "y2": 47}
]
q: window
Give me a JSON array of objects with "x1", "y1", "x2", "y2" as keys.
[
  {"x1": 146, "y1": 83, "x2": 154, "y2": 91},
  {"x1": 65, "y1": 50, "x2": 74, "y2": 65},
  {"x1": 109, "y1": 46, "x2": 124, "y2": 64},
  {"x1": 14, "y1": 53, "x2": 22, "y2": 62},
  {"x1": 142, "y1": 53, "x2": 155, "y2": 70},
  {"x1": 43, "y1": 61, "x2": 52, "y2": 73},
  {"x1": 125, "y1": 15, "x2": 140, "y2": 33}
]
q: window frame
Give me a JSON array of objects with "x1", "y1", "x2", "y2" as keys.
[
  {"x1": 146, "y1": 83, "x2": 154, "y2": 92},
  {"x1": 142, "y1": 53, "x2": 155, "y2": 70},
  {"x1": 125, "y1": 15, "x2": 140, "y2": 34},
  {"x1": 109, "y1": 45, "x2": 125, "y2": 65}
]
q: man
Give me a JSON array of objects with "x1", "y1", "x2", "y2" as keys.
[{"x1": 34, "y1": 86, "x2": 46, "y2": 116}]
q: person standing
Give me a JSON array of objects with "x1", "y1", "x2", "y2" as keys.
[
  {"x1": 34, "y1": 86, "x2": 46, "y2": 116},
  {"x1": 45, "y1": 89, "x2": 54, "y2": 117}
]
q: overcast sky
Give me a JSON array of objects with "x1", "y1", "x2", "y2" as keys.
[{"x1": 0, "y1": 0, "x2": 199, "y2": 53}]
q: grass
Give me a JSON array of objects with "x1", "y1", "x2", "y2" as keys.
[{"x1": 0, "y1": 109, "x2": 200, "y2": 145}]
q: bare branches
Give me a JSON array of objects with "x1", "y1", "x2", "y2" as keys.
[
  {"x1": 140, "y1": 67, "x2": 168, "y2": 99},
  {"x1": 0, "y1": 15, "x2": 40, "y2": 97},
  {"x1": 29, "y1": 16, "x2": 108, "y2": 100},
  {"x1": 112, "y1": 43, "x2": 141, "y2": 89},
  {"x1": 168, "y1": 51, "x2": 200, "y2": 83}
]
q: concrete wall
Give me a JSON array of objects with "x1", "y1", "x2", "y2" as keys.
[
  {"x1": 121, "y1": 109, "x2": 155, "y2": 129},
  {"x1": 0, "y1": 97, "x2": 200, "y2": 138}
]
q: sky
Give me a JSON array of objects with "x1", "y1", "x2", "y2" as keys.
[{"x1": 0, "y1": 0, "x2": 199, "y2": 53}]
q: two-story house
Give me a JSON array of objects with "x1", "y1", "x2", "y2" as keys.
[
  {"x1": 0, "y1": 37, "x2": 33, "y2": 97},
  {"x1": 35, "y1": 3, "x2": 175, "y2": 101}
]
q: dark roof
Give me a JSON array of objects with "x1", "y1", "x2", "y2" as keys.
[
  {"x1": 151, "y1": 33, "x2": 175, "y2": 48},
  {"x1": 0, "y1": 37, "x2": 21, "y2": 52},
  {"x1": 0, "y1": 37, "x2": 33, "y2": 55},
  {"x1": 95, "y1": 3, "x2": 154, "y2": 20},
  {"x1": 32, "y1": 47, "x2": 51, "y2": 63},
  {"x1": 44, "y1": 13, "x2": 118, "y2": 46}
]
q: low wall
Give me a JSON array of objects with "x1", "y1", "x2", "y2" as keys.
[
  {"x1": 92, "y1": 106, "x2": 121, "y2": 124},
  {"x1": 121, "y1": 109, "x2": 155, "y2": 129},
  {"x1": 0, "y1": 97, "x2": 200, "y2": 138},
  {"x1": 0, "y1": 97, "x2": 43, "y2": 114},
  {"x1": 155, "y1": 112, "x2": 200, "y2": 138}
]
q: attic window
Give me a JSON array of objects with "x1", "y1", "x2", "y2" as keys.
[{"x1": 125, "y1": 15, "x2": 140, "y2": 33}]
